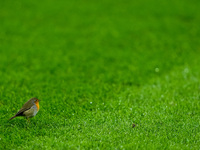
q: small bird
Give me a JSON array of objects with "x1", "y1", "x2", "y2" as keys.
[{"x1": 9, "y1": 97, "x2": 40, "y2": 121}]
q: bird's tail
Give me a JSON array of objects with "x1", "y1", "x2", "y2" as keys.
[{"x1": 9, "y1": 115, "x2": 16, "y2": 120}]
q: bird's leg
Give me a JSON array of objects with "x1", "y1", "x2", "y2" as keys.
[
  {"x1": 25, "y1": 117, "x2": 30, "y2": 128},
  {"x1": 26, "y1": 117, "x2": 30, "y2": 123}
]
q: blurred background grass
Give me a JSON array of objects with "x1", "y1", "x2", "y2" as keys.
[{"x1": 0, "y1": 0, "x2": 200, "y2": 149}]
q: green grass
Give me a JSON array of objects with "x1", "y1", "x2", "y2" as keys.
[{"x1": 0, "y1": 0, "x2": 200, "y2": 149}]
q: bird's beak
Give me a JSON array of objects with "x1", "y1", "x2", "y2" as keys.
[{"x1": 38, "y1": 99, "x2": 41, "y2": 102}]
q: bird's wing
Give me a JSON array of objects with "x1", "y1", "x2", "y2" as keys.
[
  {"x1": 15, "y1": 100, "x2": 34, "y2": 116},
  {"x1": 15, "y1": 107, "x2": 31, "y2": 116}
]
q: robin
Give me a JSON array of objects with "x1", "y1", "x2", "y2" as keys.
[{"x1": 9, "y1": 97, "x2": 40, "y2": 121}]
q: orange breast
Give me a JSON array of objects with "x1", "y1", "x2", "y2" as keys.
[{"x1": 35, "y1": 101, "x2": 40, "y2": 110}]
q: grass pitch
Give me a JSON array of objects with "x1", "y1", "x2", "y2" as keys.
[{"x1": 0, "y1": 0, "x2": 200, "y2": 149}]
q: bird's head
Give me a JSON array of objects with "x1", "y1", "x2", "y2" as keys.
[{"x1": 31, "y1": 97, "x2": 40, "y2": 110}]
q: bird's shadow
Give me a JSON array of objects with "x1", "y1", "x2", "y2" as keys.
[
  {"x1": 3, "y1": 118, "x2": 38, "y2": 129},
  {"x1": 4, "y1": 117, "x2": 57, "y2": 131}
]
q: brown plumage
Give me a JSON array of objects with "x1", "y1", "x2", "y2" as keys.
[{"x1": 9, "y1": 97, "x2": 40, "y2": 120}]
